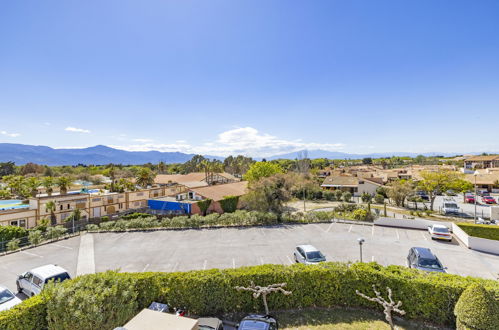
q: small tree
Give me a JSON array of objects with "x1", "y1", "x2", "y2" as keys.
[
  {"x1": 361, "y1": 193, "x2": 372, "y2": 203},
  {"x1": 196, "y1": 199, "x2": 212, "y2": 216},
  {"x1": 343, "y1": 191, "x2": 352, "y2": 203},
  {"x1": 7, "y1": 238, "x2": 20, "y2": 251},
  {"x1": 454, "y1": 284, "x2": 499, "y2": 330},
  {"x1": 374, "y1": 193, "x2": 384, "y2": 204},
  {"x1": 334, "y1": 189, "x2": 343, "y2": 201},
  {"x1": 235, "y1": 281, "x2": 292, "y2": 315},
  {"x1": 28, "y1": 230, "x2": 43, "y2": 246},
  {"x1": 219, "y1": 195, "x2": 239, "y2": 213},
  {"x1": 356, "y1": 285, "x2": 405, "y2": 330}
]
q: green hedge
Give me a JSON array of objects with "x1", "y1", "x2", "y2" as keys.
[
  {"x1": 1, "y1": 262, "x2": 498, "y2": 329},
  {"x1": 457, "y1": 222, "x2": 499, "y2": 241}
]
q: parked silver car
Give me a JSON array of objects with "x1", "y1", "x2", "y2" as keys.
[
  {"x1": 293, "y1": 245, "x2": 326, "y2": 264},
  {"x1": 16, "y1": 264, "x2": 71, "y2": 297}
]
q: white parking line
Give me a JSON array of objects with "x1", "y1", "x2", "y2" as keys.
[
  {"x1": 348, "y1": 225, "x2": 353, "y2": 232},
  {"x1": 326, "y1": 223, "x2": 334, "y2": 233},
  {"x1": 371, "y1": 256, "x2": 375, "y2": 262},
  {"x1": 76, "y1": 234, "x2": 95, "y2": 276},
  {"x1": 260, "y1": 229, "x2": 266, "y2": 236},
  {"x1": 286, "y1": 256, "x2": 293, "y2": 264},
  {"x1": 142, "y1": 264, "x2": 150, "y2": 272},
  {"x1": 232, "y1": 258, "x2": 236, "y2": 269},
  {"x1": 172, "y1": 262, "x2": 179, "y2": 272},
  {"x1": 21, "y1": 251, "x2": 43, "y2": 258},
  {"x1": 396, "y1": 229, "x2": 400, "y2": 241},
  {"x1": 203, "y1": 260, "x2": 207, "y2": 270},
  {"x1": 52, "y1": 244, "x2": 73, "y2": 250},
  {"x1": 260, "y1": 257, "x2": 264, "y2": 265},
  {"x1": 312, "y1": 224, "x2": 325, "y2": 232},
  {"x1": 371, "y1": 226, "x2": 375, "y2": 237},
  {"x1": 421, "y1": 232, "x2": 428, "y2": 241}
]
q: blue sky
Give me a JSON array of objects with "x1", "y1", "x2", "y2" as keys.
[{"x1": 1, "y1": 0, "x2": 499, "y2": 157}]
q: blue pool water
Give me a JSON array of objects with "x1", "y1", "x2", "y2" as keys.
[{"x1": 0, "y1": 199, "x2": 29, "y2": 210}]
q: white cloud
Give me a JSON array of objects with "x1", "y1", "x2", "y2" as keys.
[
  {"x1": 133, "y1": 138, "x2": 154, "y2": 143},
  {"x1": 65, "y1": 126, "x2": 91, "y2": 133},
  {"x1": 112, "y1": 127, "x2": 344, "y2": 157},
  {"x1": 0, "y1": 130, "x2": 20, "y2": 137}
]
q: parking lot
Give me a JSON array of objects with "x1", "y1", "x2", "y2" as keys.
[{"x1": 1, "y1": 222, "x2": 499, "y2": 295}]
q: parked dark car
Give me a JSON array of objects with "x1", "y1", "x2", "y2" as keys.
[
  {"x1": 238, "y1": 315, "x2": 278, "y2": 330},
  {"x1": 415, "y1": 191, "x2": 429, "y2": 201},
  {"x1": 407, "y1": 247, "x2": 446, "y2": 273}
]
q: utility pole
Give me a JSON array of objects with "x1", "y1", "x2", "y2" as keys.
[{"x1": 474, "y1": 172, "x2": 477, "y2": 224}]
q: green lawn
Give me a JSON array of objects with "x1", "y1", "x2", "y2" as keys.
[{"x1": 275, "y1": 308, "x2": 436, "y2": 330}]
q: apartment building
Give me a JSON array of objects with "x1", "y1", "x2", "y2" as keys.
[{"x1": 0, "y1": 185, "x2": 187, "y2": 229}]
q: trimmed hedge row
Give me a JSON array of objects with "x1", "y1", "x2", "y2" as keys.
[
  {"x1": 458, "y1": 222, "x2": 499, "y2": 241},
  {"x1": 1, "y1": 262, "x2": 498, "y2": 329}
]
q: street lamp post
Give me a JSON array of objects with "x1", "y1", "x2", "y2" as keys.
[{"x1": 357, "y1": 238, "x2": 365, "y2": 262}]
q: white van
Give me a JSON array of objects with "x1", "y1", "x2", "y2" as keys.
[
  {"x1": 442, "y1": 201, "x2": 459, "y2": 215},
  {"x1": 16, "y1": 264, "x2": 71, "y2": 297}
]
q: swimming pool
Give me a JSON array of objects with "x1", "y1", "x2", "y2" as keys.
[{"x1": 0, "y1": 200, "x2": 29, "y2": 210}]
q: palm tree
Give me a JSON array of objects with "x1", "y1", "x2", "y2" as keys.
[
  {"x1": 45, "y1": 200, "x2": 57, "y2": 226},
  {"x1": 135, "y1": 168, "x2": 156, "y2": 188},
  {"x1": 42, "y1": 176, "x2": 54, "y2": 196},
  {"x1": 56, "y1": 176, "x2": 72, "y2": 195},
  {"x1": 4, "y1": 175, "x2": 25, "y2": 197},
  {"x1": 25, "y1": 177, "x2": 41, "y2": 198}
]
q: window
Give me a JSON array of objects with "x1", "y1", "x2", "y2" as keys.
[
  {"x1": 92, "y1": 198, "x2": 101, "y2": 202},
  {"x1": 136, "y1": 192, "x2": 144, "y2": 197},
  {"x1": 67, "y1": 204, "x2": 71, "y2": 210},
  {"x1": 33, "y1": 276, "x2": 43, "y2": 287},
  {"x1": 20, "y1": 219, "x2": 26, "y2": 228},
  {"x1": 9, "y1": 220, "x2": 18, "y2": 226},
  {"x1": 24, "y1": 272, "x2": 33, "y2": 282},
  {"x1": 60, "y1": 205, "x2": 63, "y2": 211}
]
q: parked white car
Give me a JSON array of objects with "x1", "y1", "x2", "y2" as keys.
[
  {"x1": 16, "y1": 264, "x2": 71, "y2": 297},
  {"x1": 0, "y1": 286, "x2": 22, "y2": 312},
  {"x1": 428, "y1": 224, "x2": 452, "y2": 241},
  {"x1": 293, "y1": 245, "x2": 326, "y2": 264},
  {"x1": 442, "y1": 200, "x2": 459, "y2": 215}
]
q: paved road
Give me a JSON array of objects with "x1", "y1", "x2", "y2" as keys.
[{"x1": 1, "y1": 223, "x2": 498, "y2": 295}]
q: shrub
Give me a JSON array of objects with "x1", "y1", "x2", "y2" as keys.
[
  {"x1": 28, "y1": 230, "x2": 43, "y2": 246},
  {"x1": 197, "y1": 199, "x2": 212, "y2": 216},
  {"x1": 0, "y1": 225, "x2": 27, "y2": 243},
  {"x1": 2, "y1": 263, "x2": 499, "y2": 328},
  {"x1": 457, "y1": 223, "x2": 499, "y2": 241},
  {"x1": 6, "y1": 238, "x2": 20, "y2": 251},
  {"x1": 361, "y1": 193, "x2": 372, "y2": 203},
  {"x1": 335, "y1": 203, "x2": 358, "y2": 213},
  {"x1": 45, "y1": 271, "x2": 138, "y2": 330},
  {"x1": 323, "y1": 191, "x2": 335, "y2": 201},
  {"x1": 454, "y1": 283, "x2": 499, "y2": 329},
  {"x1": 0, "y1": 294, "x2": 47, "y2": 329},
  {"x1": 220, "y1": 196, "x2": 239, "y2": 213},
  {"x1": 342, "y1": 192, "x2": 352, "y2": 202},
  {"x1": 46, "y1": 226, "x2": 67, "y2": 240},
  {"x1": 352, "y1": 209, "x2": 369, "y2": 221},
  {"x1": 99, "y1": 221, "x2": 116, "y2": 230},
  {"x1": 374, "y1": 193, "x2": 385, "y2": 204},
  {"x1": 86, "y1": 224, "x2": 99, "y2": 231},
  {"x1": 100, "y1": 216, "x2": 109, "y2": 222},
  {"x1": 334, "y1": 189, "x2": 343, "y2": 201},
  {"x1": 121, "y1": 213, "x2": 151, "y2": 220}
]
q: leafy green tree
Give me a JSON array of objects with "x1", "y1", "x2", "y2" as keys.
[
  {"x1": 374, "y1": 193, "x2": 385, "y2": 204},
  {"x1": 0, "y1": 189, "x2": 12, "y2": 199},
  {"x1": 387, "y1": 179, "x2": 414, "y2": 207},
  {"x1": 4, "y1": 175, "x2": 26, "y2": 197},
  {"x1": 135, "y1": 167, "x2": 156, "y2": 188},
  {"x1": 362, "y1": 157, "x2": 373, "y2": 165},
  {"x1": 418, "y1": 171, "x2": 463, "y2": 210},
  {"x1": 361, "y1": 193, "x2": 372, "y2": 203},
  {"x1": 0, "y1": 225, "x2": 27, "y2": 244},
  {"x1": 343, "y1": 191, "x2": 352, "y2": 202},
  {"x1": 243, "y1": 174, "x2": 292, "y2": 216},
  {"x1": 244, "y1": 162, "x2": 283, "y2": 183},
  {"x1": 42, "y1": 176, "x2": 55, "y2": 196},
  {"x1": 56, "y1": 176, "x2": 72, "y2": 195},
  {"x1": 0, "y1": 161, "x2": 16, "y2": 177}
]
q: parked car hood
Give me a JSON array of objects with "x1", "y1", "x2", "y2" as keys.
[{"x1": 0, "y1": 296, "x2": 22, "y2": 312}]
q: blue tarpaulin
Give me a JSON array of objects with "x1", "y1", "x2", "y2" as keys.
[{"x1": 147, "y1": 199, "x2": 191, "y2": 214}]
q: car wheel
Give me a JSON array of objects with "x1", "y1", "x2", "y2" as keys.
[
  {"x1": 294, "y1": 255, "x2": 298, "y2": 263},
  {"x1": 16, "y1": 282, "x2": 22, "y2": 294}
]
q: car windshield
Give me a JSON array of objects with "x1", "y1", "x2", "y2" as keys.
[
  {"x1": 306, "y1": 251, "x2": 324, "y2": 260},
  {"x1": 198, "y1": 326, "x2": 215, "y2": 330},
  {"x1": 444, "y1": 203, "x2": 457, "y2": 208},
  {"x1": 239, "y1": 320, "x2": 269, "y2": 330},
  {"x1": 418, "y1": 258, "x2": 442, "y2": 269},
  {"x1": 44, "y1": 272, "x2": 71, "y2": 284},
  {"x1": 433, "y1": 227, "x2": 449, "y2": 233},
  {"x1": 0, "y1": 289, "x2": 15, "y2": 304}
]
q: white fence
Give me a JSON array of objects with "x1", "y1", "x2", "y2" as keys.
[
  {"x1": 451, "y1": 223, "x2": 499, "y2": 255},
  {"x1": 374, "y1": 217, "x2": 452, "y2": 230}
]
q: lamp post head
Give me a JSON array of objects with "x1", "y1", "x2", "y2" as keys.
[{"x1": 357, "y1": 237, "x2": 365, "y2": 245}]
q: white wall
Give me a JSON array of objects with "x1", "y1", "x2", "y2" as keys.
[
  {"x1": 451, "y1": 223, "x2": 499, "y2": 255},
  {"x1": 357, "y1": 181, "x2": 379, "y2": 196},
  {"x1": 451, "y1": 223, "x2": 469, "y2": 247},
  {"x1": 374, "y1": 217, "x2": 452, "y2": 230},
  {"x1": 490, "y1": 206, "x2": 499, "y2": 221}
]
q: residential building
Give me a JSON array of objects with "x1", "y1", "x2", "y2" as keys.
[
  {"x1": 154, "y1": 172, "x2": 239, "y2": 188},
  {"x1": 321, "y1": 176, "x2": 382, "y2": 196},
  {"x1": 464, "y1": 155, "x2": 499, "y2": 169}
]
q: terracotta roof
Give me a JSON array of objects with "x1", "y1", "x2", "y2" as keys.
[
  {"x1": 155, "y1": 172, "x2": 239, "y2": 187},
  {"x1": 191, "y1": 181, "x2": 248, "y2": 201},
  {"x1": 464, "y1": 155, "x2": 499, "y2": 162},
  {"x1": 464, "y1": 173, "x2": 499, "y2": 185},
  {"x1": 321, "y1": 176, "x2": 359, "y2": 187}
]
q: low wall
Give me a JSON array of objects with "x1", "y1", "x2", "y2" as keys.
[
  {"x1": 374, "y1": 217, "x2": 452, "y2": 230},
  {"x1": 451, "y1": 223, "x2": 499, "y2": 255}
]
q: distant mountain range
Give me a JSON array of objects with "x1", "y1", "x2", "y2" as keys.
[
  {"x1": 266, "y1": 149, "x2": 465, "y2": 160},
  {"x1": 0, "y1": 143, "x2": 221, "y2": 166},
  {"x1": 0, "y1": 143, "x2": 480, "y2": 165}
]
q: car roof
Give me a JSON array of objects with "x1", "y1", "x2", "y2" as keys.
[
  {"x1": 432, "y1": 224, "x2": 448, "y2": 229},
  {"x1": 412, "y1": 247, "x2": 436, "y2": 259},
  {"x1": 30, "y1": 264, "x2": 68, "y2": 279},
  {"x1": 296, "y1": 244, "x2": 319, "y2": 252}
]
